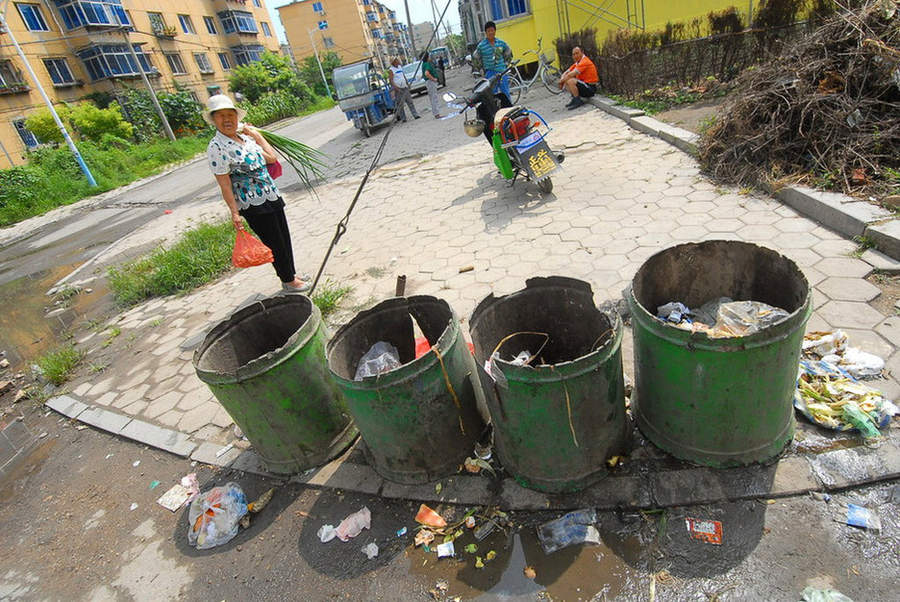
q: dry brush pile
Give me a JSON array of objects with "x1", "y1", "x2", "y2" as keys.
[{"x1": 699, "y1": 1, "x2": 900, "y2": 198}]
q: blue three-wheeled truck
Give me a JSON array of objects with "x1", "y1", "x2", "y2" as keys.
[{"x1": 333, "y1": 60, "x2": 395, "y2": 137}]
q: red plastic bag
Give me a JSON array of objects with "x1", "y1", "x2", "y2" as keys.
[
  {"x1": 414, "y1": 337, "x2": 475, "y2": 359},
  {"x1": 266, "y1": 160, "x2": 283, "y2": 179},
  {"x1": 232, "y1": 229, "x2": 273, "y2": 268}
]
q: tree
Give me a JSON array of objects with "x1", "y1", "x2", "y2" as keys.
[
  {"x1": 445, "y1": 33, "x2": 466, "y2": 59},
  {"x1": 299, "y1": 51, "x2": 342, "y2": 97},
  {"x1": 229, "y1": 52, "x2": 313, "y2": 103},
  {"x1": 24, "y1": 102, "x2": 133, "y2": 143}
]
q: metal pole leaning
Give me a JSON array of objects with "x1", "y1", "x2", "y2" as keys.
[
  {"x1": 308, "y1": 28, "x2": 332, "y2": 98},
  {"x1": 0, "y1": 11, "x2": 96, "y2": 186},
  {"x1": 122, "y1": 29, "x2": 175, "y2": 141}
]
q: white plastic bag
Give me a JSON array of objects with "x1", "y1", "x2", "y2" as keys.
[
  {"x1": 354, "y1": 342, "x2": 401, "y2": 380},
  {"x1": 713, "y1": 301, "x2": 790, "y2": 336},
  {"x1": 335, "y1": 506, "x2": 371, "y2": 541},
  {"x1": 187, "y1": 482, "x2": 248, "y2": 550},
  {"x1": 823, "y1": 347, "x2": 885, "y2": 379}
]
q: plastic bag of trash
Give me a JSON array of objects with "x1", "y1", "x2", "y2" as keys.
[
  {"x1": 692, "y1": 296, "x2": 733, "y2": 327},
  {"x1": 354, "y1": 342, "x2": 401, "y2": 381},
  {"x1": 536, "y1": 509, "x2": 600, "y2": 554},
  {"x1": 801, "y1": 586, "x2": 854, "y2": 602},
  {"x1": 187, "y1": 482, "x2": 248, "y2": 550},
  {"x1": 822, "y1": 347, "x2": 885, "y2": 379},
  {"x1": 803, "y1": 330, "x2": 848, "y2": 357},
  {"x1": 335, "y1": 506, "x2": 371, "y2": 541},
  {"x1": 713, "y1": 300, "x2": 790, "y2": 336},
  {"x1": 656, "y1": 301, "x2": 692, "y2": 323}
]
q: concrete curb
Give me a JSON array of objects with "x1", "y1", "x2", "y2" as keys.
[
  {"x1": 586, "y1": 96, "x2": 900, "y2": 261},
  {"x1": 45, "y1": 393, "x2": 900, "y2": 510}
]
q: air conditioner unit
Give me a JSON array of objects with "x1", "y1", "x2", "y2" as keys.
[{"x1": 317, "y1": 10, "x2": 326, "y2": 16}]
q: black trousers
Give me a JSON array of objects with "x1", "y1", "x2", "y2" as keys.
[{"x1": 241, "y1": 203, "x2": 296, "y2": 283}]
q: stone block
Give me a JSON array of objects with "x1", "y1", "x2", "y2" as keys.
[
  {"x1": 776, "y1": 186, "x2": 891, "y2": 238},
  {"x1": 381, "y1": 475, "x2": 491, "y2": 505},
  {"x1": 865, "y1": 220, "x2": 900, "y2": 261},
  {"x1": 655, "y1": 123, "x2": 699, "y2": 155},
  {"x1": 77, "y1": 407, "x2": 131, "y2": 435},
  {"x1": 807, "y1": 443, "x2": 900, "y2": 490},
  {"x1": 119, "y1": 419, "x2": 196, "y2": 457},
  {"x1": 628, "y1": 115, "x2": 662, "y2": 137},
  {"x1": 192, "y1": 441, "x2": 242, "y2": 466},
  {"x1": 558, "y1": 475, "x2": 653, "y2": 511},
  {"x1": 499, "y1": 479, "x2": 551, "y2": 511},
  {"x1": 861, "y1": 248, "x2": 900, "y2": 274},
  {"x1": 1, "y1": 419, "x2": 35, "y2": 451},
  {"x1": 45, "y1": 394, "x2": 88, "y2": 419}
]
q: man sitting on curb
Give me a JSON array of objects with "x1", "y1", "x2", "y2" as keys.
[{"x1": 559, "y1": 46, "x2": 599, "y2": 109}]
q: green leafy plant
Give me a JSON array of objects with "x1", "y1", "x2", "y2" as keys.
[
  {"x1": 298, "y1": 51, "x2": 342, "y2": 97},
  {"x1": 38, "y1": 344, "x2": 83, "y2": 385},
  {"x1": 158, "y1": 89, "x2": 205, "y2": 134},
  {"x1": 312, "y1": 280, "x2": 353, "y2": 318},
  {"x1": 69, "y1": 101, "x2": 134, "y2": 142},
  {"x1": 107, "y1": 221, "x2": 235, "y2": 306},
  {"x1": 259, "y1": 128, "x2": 328, "y2": 190}
]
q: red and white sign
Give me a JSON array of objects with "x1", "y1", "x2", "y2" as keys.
[{"x1": 685, "y1": 517, "x2": 723, "y2": 545}]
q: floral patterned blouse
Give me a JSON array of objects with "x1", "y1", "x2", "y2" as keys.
[{"x1": 207, "y1": 130, "x2": 280, "y2": 210}]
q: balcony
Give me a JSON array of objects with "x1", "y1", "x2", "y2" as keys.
[
  {"x1": 0, "y1": 83, "x2": 30, "y2": 95},
  {"x1": 153, "y1": 25, "x2": 178, "y2": 39}
]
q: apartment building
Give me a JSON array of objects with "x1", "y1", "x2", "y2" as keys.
[
  {"x1": 278, "y1": 0, "x2": 411, "y2": 73},
  {"x1": 0, "y1": 0, "x2": 280, "y2": 167}
]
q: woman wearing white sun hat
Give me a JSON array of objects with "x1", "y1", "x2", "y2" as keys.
[{"x1": 205, "y1": 94, "x2": 310, "y2": 293}]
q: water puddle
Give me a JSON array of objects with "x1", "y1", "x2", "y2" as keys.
[
  {"x1": 0, "y1": 264, "x2": 113, "y2": 371},
  {"x1": 408, "y1": 525, "x2": 645, "y2": 600},
  {"x1": 0, "y1": 438, "x2": 56, "y2": 502}
]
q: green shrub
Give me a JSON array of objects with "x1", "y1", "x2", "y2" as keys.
[
  {"x1": 242, "y1": 89, "x2": 312, "y2": 125},
  {"x1": 107, "y1": 221, "x2": 235, "y2": 306},
  {"x1": 25, "y1": 106, "x2": 71, "y2": 143},
  {"x1": 38, "y1": 344, "x2": 83, "y2": 385},
  {"x1": 69, "y1": 101, "x2": 134, "y2": 141},
  {"x1": 158, "y1": 89, "x2": 205, "y2": 134}
]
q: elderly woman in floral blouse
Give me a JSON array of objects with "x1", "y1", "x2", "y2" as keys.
[{"x1": 205, "y1": 94, "x2": 309, "y2": 293}]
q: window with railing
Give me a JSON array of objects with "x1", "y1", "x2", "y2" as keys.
[
  {"x1": 54, "y1": 0, "x2": 130, "y2": 30},
  {"x1": 43, "y1": 58, "x2": 76, "y2": 85},
  {"x1": 218, "y1": 10, "x2": 257, "y2": 34},
  {"x1": 506, "y1": 0, "x2": 527, "y2": 17},
  {"x1": 366, "y1": 12, "x2": 376, "y2": 22},
  {"x1": 217, "y1": 52, "x2": 232, "y2": 70},
  {"x1": 16, "y1": 3, "x2": 50, "y2": 31},
  {"x1": 77, "y1": 44, "x2": 155, "y2": 81},
  {"x1": 0, "y1": 60, "x2": 28, "y2": 92},
  {"x1": 231, "y1": 44, "x2": 264, "y2": 66},
  {"x1": 194, "y1": 53, "x2": 213, "y2": 73},
  {"x1": 203, "y1": 16, "x2": 217, "y2": 34}
]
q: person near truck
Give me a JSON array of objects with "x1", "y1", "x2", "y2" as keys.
[
  {"x1": 421, "y1": 51, "x2": 444, "y2": 119},
  {"x1": 559, "y1": 46, "x2": 599, "y2": 109},
  {"x1": 471, "y1": 21, "x2": 513, "y2": 104},
  {"x1": 389, "y1": 58, "x2": 421, "y2": 122}
]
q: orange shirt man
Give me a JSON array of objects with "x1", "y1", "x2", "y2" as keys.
[{"x1": 559, "y1": 47, "x2": 599, "y2": 109}]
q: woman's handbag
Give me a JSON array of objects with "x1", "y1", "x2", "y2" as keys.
[
  {"x1": 266, "y1": 160, "x2": 283, "y2": 179},
  {"x1": 232, "y1": 228, "x2": 274, "y2": 268}
]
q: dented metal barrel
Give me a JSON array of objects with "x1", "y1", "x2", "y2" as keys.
[
  {"x1": 469, "y1": 277, "x2": 627, "y2": 493},
  {"x1": 193, "y1": 295, "x2": 357, "y2": 475},
  {"x1": 628, "y1": 241, "x2": 811, "y2": 467},
  {"x1": 327, "y1": 296, "x2": 484, "y2": 484}
]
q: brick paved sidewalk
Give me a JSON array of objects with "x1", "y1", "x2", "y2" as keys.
[{"x1": 63, "y1": 106, "x2": 900, "y2": 443}]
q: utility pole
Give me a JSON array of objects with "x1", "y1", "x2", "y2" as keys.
[
  {"x1": 403, "y1": 0, "x2": 416, "y2": 58},
  {"x1": 121, "y1": 29, "x2": 175, "y2": 141},
  {"x1": 0, "y1": 10, "x2": 96, "y2": 186},
  {"x1": 307, "y1": 28, "x2": 332, "y2": 98}
]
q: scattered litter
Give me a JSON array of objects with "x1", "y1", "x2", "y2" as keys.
[
  {"x1": 361, "y1": 542, "x2": 379, "y2": 559},
  {"x1": 524, "y1": 566, "x2": 537, "y2": 579},
  {"x1": 415, "y1": 529, "x2": 435, "y2": 547},
  {"x1": 415, "y1": 504, "x2": 447, "y2": 528},
  {"x1": 355, "y1": 342, "x2": 401, "y2": 380},
  {"x1": 397, "y1": 526, "x2": 408, "y2": 537},
  {"x1": 435, "y1": 483, "x2": 442, "y2": 495},
  {"x1": 483, "y1": 354, "x2": 508, "y2": 388},
  {"x1": 474, "y1": 442, "x2": 492, "y2": 460},
  {"x1": 157, "y1": 484, "x2": 192, "y2": 512},
  {"x1": 458, "y1": 265, "x2": 474, "y2": 273},
  {"x1": 465, "y1": 516, "x2": 476, "y2": 529},
  {"x1": 13, "y1": 389, "x2": 27, "y2": 403},
  {"x1": 132, "y1": 460, "x2": 140, "y2": 467},
  {"x1": 537, "y1": 509, "x2": 600, "y2": 554},
  {"x1": 606, "y1": 455, "x2": 622, "y2": 468},
  {"x1": 247, "y1": 488, "x2": 274, "y2": 513},
  {"x1": 149, "y1": 480, "x2": 161, "y2": 490},
  {"x1": 804, "y1": 330, "x2": 885, "y2": 378},
  {"x1": 187, "y1": 482, "x2": 248, "y2": 550},
  {"x1": 473, "y1": 520, "x2": 497, "y2": 541},
  {"x1": 486, "y1": 550, "x2": 496, "y2": 561},
  {"x1": 464, "y1": 457, "x2": 495, "y2": 476},
  {"x1": 233, "y1": 425, "x2": 244, "y2": 439},
  {"x1": 794, "y1": 360, "x2": 895, "y2": 435},
  {"x1": 180, "y1": 473, "x2": 200, "y2": 503},
  {"x1": 414, "y1": 337, "x2": 431, "y2": 358},
  {"x1": 318, "y1": 524, "x2": 337, "y2": 543},
  {"x1": 335, "y1": 506, "x2": 371, "y2": 541},
  {"x1": 475, "y1": 556, "x2": 484, "y2": 568},
  {"x1": 685, "y1": 517, "x2": 723, "y2": 545},
  {"x1": 846, "y1": 504, "x2": 881, "y2": 531},
  {"x1": 801, "y1": 586, "x2": 854, "y2": 602},
  {"x1": 129, "y1": 503, "x2": 138, "y2": 511},
  {"x1": 656, "y1": 298, "x2": 789, "y2": 337},
  {"x1": 436, "y1": 541, "x2": 455, "y2": 558},
  {"x1": 75, "y1": 425, "x2": 88, "y2": 431},
  {"x1": 215, "y1": 443, "x2": 235, "y2": 458},
  {"x1": 464, "y1": 543, "x2": 477, "y2": 554},
  {"x1": 39, "y1": 432, "x2": 48, "y2": 439}
]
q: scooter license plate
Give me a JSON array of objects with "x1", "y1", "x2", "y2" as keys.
[{"x1": 516, "y1": 140, "x2": 559, "y2": 181}]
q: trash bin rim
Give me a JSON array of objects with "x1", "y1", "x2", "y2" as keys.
[
  {"x1": 326, "y1": 295, "x2": 460, "y2": 388},
  {"x1": 194, "y1": 295, "x2": 321, "y2": 384}
]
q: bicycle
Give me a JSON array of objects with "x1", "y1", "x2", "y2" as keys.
[{"x1": 506, "y1": 37, "x2": 564, "y2": 104}]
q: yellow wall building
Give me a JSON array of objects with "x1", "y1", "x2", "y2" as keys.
[
  {"x1": 278, "y1": 0, "x2": 410, "y2": 73},
  {"x1": 459, "y1": 0, "x2": 751, "y2": 66},
  {"x1": 0, "y1": 0, "x2": 280, "y2": 167}
]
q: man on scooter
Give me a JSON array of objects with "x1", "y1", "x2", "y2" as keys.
[{"x1": 471, "y1": 21, "x2": 513, "y2": 105}]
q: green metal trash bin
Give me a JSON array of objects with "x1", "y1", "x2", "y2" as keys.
[
  {"x1": 193, "y1": 295, "x2": 357, "y2": 475},
  {"x1": 469, "y1": 277, "x2": 627, "y2": 493},
  {"x1": 327, "y1": 296, "x2": 485, "y2": 484},
  {"x1": 628, "y1": 240, "x2": 812, "y2": 467}
]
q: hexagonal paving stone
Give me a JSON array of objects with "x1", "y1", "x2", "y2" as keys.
[
  {"x1": 737, "y1": 224, "x2": 780, "y2": 242},
  {"x1": 816, "y1": 278, "x2": 881, "y2": 302},
  {"x1": 815, "y1": 301, "x2": 885, "y2": 329},
  {"x1": 775, "y1": 232, "x2": 825, "y2": 250},
  {"x1": 775, "y1": 218, "x2": 817, "y2": 233},
  {"x1": 740, "y1": 211, "x2": 781, "y2": 225},
  {"x1": 875, "y1": 317, "x2": 900, "y2": 348},
  {"x1": 812, "y1": 238, "x2": 858, "y2": 257},
  {"x1": 840, "y1": 328, "x2": 896, "y2": 361},
  {"x1": 815, "y1": 257, "x2": 872, "y2": 279}
]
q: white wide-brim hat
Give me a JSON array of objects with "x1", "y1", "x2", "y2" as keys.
[{"x1": 204, "y1": 94, "x2": 247, "y2": 126}]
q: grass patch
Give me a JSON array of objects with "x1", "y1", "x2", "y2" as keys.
[
  {"x1": 0, "y1": 133, "x2": 209, "y2": 227},
  {"x1": 108, "y1": 221, "x2": 234, "y2": 306},
  {"x1": 312, "y1": 280, "x2": 353, "y2": 318},
  {"x1": 37, "y1": 344, "x2": 83, "y2": 386}
]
